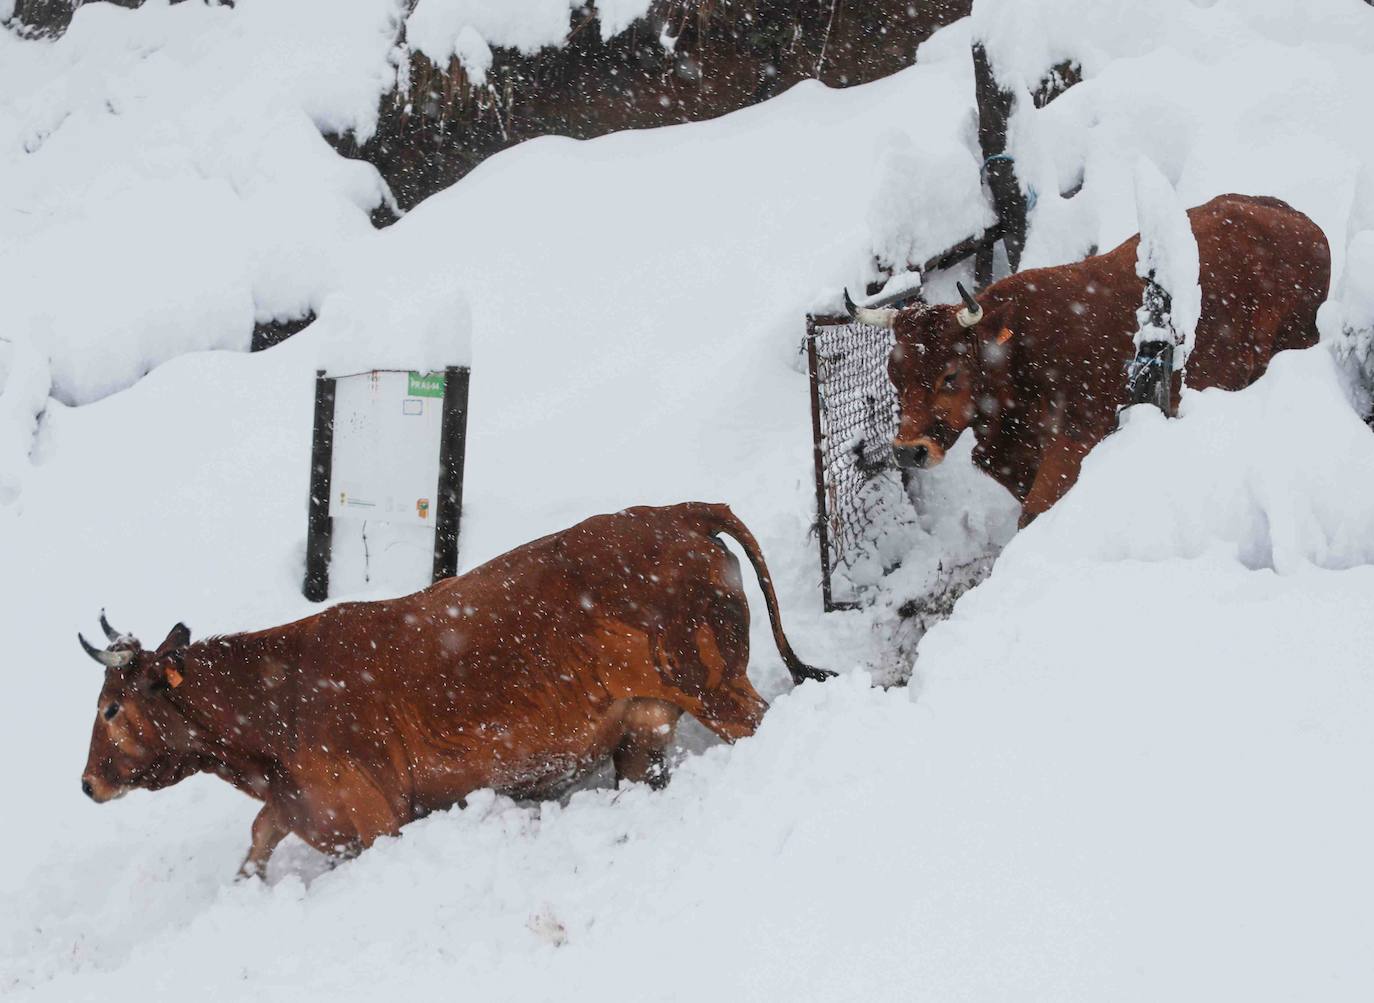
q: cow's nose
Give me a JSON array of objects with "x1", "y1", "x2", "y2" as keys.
[
  {"x1": 81, "y1": 779, "x2": 94, "y2": 800},
  {"x1": 893, "y1": 443, "x2": 929, "y2": 469}
]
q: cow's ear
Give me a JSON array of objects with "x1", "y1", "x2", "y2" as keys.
[
  {"x1": 141, "y1": 624, "x2": 190, "y2": 691},
  {"x1": 977, "y1": 304, "x2": 1016, "y2": 366},
  {"x1": 154, "y1": 623, "x2": 191, "y2": 656}
]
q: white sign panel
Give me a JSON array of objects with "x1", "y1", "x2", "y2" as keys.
[{"x1": 328, "y1": 370, "x2": 445, "y2": 529}]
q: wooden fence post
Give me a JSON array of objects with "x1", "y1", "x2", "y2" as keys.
[{"x1": 972, "y1": 42, "x2": 1029, "y2": 280}]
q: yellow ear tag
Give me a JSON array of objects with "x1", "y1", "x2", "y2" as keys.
[
  {"x1": 996, "y1": 327, "x2": 1014, "y2": 345},
  {"x1": 165, "y1": 667, "x2": 184, "y2": 689}
]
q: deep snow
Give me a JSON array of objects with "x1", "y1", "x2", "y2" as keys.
[{"x1": 5, "y1": 0, "x2": 1374, "y2": 999}]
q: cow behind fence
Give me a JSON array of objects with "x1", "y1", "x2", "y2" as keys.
[{"x1": 805, "y1": 314, "x2": 916, "y2": 610}]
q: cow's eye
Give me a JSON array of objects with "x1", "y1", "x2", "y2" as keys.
[
  {"x1": 104, "y1": 702, "x2": 120, "y2": 720},
  {"x1": 941, "y1": 372, "x2": 959, "y2": 390}
]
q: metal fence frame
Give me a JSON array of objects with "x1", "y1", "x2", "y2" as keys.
[{"x1": 806, "y1": 313, "x2": 909, "y2": 612}]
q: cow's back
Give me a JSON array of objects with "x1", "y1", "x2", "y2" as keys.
[
  {"x1": 288, "y1": 505, "x2": 745, "y2": 802},
  {"x1": 963, "y1": 194, "x2": 1330, "y2": 509},
  {"x1": 1182, "y1": 194, "x2": 1329, "y2": 390},
  {"x1": 1019, "y1": 193, "x2": 1330, "y2": 402}
]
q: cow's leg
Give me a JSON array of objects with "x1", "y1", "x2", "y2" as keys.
[
  {"x1": 237, "y1": 804, "x2": 289, "y2": 881},
  {"x1": 283, "y1": 763, "x2": 407, "y2": 865},
  {"x1": 335, "y1": 781, "x2": 407, "y2": 855},
  {"x1": 695, "y1": 682, "x2": 768, "y2": 741},
  {"x1": 614, "y1": 698, "x2": 683, "y2": 789},
  {"x1": 1020, "y1": 433, "x2": 1094, "y2": 526},
  {"x1": 685, "y1": 622, "x2": 768, "y2": 742},
  {"x1": 1273, "y1": 302, "x2": 1320, "y2": 356}
]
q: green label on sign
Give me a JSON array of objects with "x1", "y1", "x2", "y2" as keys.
[{"x1": 408, "y1": 371, "x2": 446, "y2": 398}]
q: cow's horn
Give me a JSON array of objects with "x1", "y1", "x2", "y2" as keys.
[
  {"x1": 843, "y1": 288, "x2": 897, "y2": 329},
  {"x1": 955, "y1": 281, "x2": 984, "y2": 328},
  {"x1": 99, "y1": 609, "x2": 123, "y2": 643},
  {"x1": 79, "y1": 633, "x2": 133, "y2": 668}
]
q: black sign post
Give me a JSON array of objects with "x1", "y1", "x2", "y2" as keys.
[
  {"x1": 304, "y1": 371, "x2": 336, "y2": 602},
  {"x1": 432, "y1": 365, "x2": 471, "y2": 584}
]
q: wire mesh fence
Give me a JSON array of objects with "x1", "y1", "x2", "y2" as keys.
[{"x1": 805, "y1": 313, "x2": 916, "y2": 610}]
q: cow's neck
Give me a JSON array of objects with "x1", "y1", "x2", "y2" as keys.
[
  {"x1": 161, "y1": 631, "x2": 300, "y2": 793},
  {"x1": 970, "y1": 292, "x2": 1040, "y2": 504}
]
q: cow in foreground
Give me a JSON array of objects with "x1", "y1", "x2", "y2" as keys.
[
  {"x1": 850, "y1": 194, "x2": 1330, "y2": 524},
  {"x1": 79, "y1": 503, "x2": 829, "y2": 878}
]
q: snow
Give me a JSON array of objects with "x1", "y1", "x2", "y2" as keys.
[
  {"x1": 1132, "y1": 157, "x2": 1201, "y2": 361},
  {"x1": 976, "y1": 0, "x2": 1374, "y2": 286},
  {"x1": 405, "y1": 0, "x2": 655, "y2": 80},
  {"x1": 318, "y1": 244, "x2": 473, "y2": 377},
  {"x1": 0, "y1": 329, "x2": 49, "y2": 505},
  {"x1": 1019, "y1": 349, "x2": 1374, "y2": 573},
  {"x1": 1328, "y1": 229, "x2": 1374, "y2": 404},
  {"x1": 0, "y1": 0, "x2": 397, "y2": 407},
  {"x1": 909, "y1": 545, "x2": 1374, "y2": 1001},
  {"x1": 407, "y1": 0, "x2": 576, "y2": 61},
  {"x1": 863, "y1": 433, "x2": 1021, "y2": 684},
  {"x1": 591, "y1": 0, "x2": 656, "y2": 39},
  {"x1": 6, "y1": 0, "x2": 1374, "y2": 998},
  {"x1": 1344, "y1": 231, "x2": 1374, "y2": 334},
  {"x1": 867, "y1": 128, "x2": 997, "y2": 275}
]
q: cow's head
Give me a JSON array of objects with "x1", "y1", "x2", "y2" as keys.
[
  {"x1": 79, "y1": 613, "x2": 200, "y2": 803},
  {"x1": 850, "y1": 283, "x2": 1014, "y2": 469}
]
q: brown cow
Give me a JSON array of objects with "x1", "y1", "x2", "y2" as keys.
[
  {"x1": 850, "y1": 194, "x2": 1330, "y2": 524},
  {"x1": 79, "y1": 502, "x2": 828, "y2": 878}
]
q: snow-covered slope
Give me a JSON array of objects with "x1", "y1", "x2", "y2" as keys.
[
  {"x1": 5, "y1": 0, "x2": 1374, "y2": 999},
  {"x1": 0, "y1": 50, "x2": 976, "y2": 997},
  {"x1": 0, "y1": 0, "x2": 400, "y2": 405}
]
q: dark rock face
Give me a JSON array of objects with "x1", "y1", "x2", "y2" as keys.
[
  {"x1": 251, "y1": 313, "x2": 317, "y2": 353},
  {"x1": 7, "y1": 0, "x2": 145, "y2": 36},
  {"x1": 337, "y1": 0, "x2": 971, "y2": 214}
]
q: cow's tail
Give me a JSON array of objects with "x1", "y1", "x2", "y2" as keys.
[{"x1": 688, "y1": 503, "x2": 834, "y2": 685}]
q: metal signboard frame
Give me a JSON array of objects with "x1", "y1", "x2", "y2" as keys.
[{"x1": 303, "y1": 366, "x2": 470, "y2": 601}]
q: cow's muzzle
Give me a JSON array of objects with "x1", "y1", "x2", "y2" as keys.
[
  {"x1": 81, "y1": 773, "x2": 125, "y2": 803},
  {"x1": 893, "y1": 439, "x2": 944, "y2": 469}
]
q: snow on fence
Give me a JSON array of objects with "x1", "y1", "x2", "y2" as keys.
[
  {"x1": 1123, "y1": 161, "x2": 1201, "y2": 416},
  {"x1": 805, "y1": 313, "x2": 913, "y2": 611}
]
